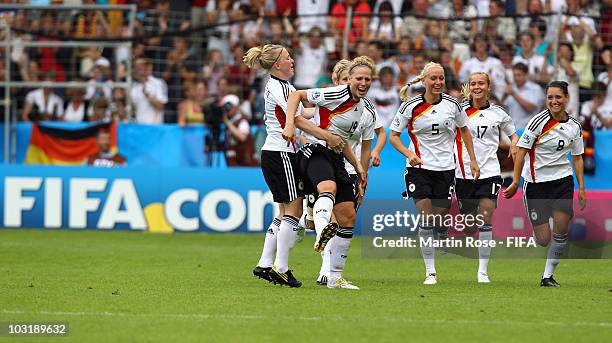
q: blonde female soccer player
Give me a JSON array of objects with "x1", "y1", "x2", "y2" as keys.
[
  {"x1": 456, "y1": 72, "x2": 519, "y2": 283},
  {"x1": 389, "y1": 62, "x2": 480, "y2": 285}
]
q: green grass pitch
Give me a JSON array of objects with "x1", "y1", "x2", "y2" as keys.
[{"x1": 1, "y1": 229, "x2": 611, "y2": 342}]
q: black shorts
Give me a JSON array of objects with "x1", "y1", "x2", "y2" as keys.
[
  {"x1": 297, "y1": 143, "x2": 354, "y2": 204},
  {"x1": 455, "y1": 176, "x2": 503, "y2": 214},
  {"x1": 523, "y1": 175, "x2": 574, "y2": 226},
  {"x1": 260, "y1": 150, "x2": 305, "y2": 203},
  {"x1": 403, "y1": 168, "x2": 455, "y2": 209}
]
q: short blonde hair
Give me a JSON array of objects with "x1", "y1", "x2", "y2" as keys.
[
  {"x1": 243, "y1": 44, "x2": 285, "y2": 71},
  {"x1": 332, "y1": 59, "x2": 351, "y2": 85},
  {"x1": 399, "y1": 61, "x2": 443, "y2": 101}
]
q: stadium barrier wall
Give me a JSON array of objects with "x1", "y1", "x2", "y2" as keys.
[{"x1": 1, "y1": 164, "x2": 612, "y2": 240}]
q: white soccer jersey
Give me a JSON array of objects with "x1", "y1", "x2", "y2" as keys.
[
  {"x1": 455, "y1": 102, "x2": 516, "y2": 179},
  {"x1": 262, "y1": 75, "x2": 301, "y2": 152},
  {"x1": 517, "y1": 110, "x2": 584, "y2": 183},
  {"x1": 390, "y1": 93, "x2": 468, "y2": 171},
  {"x1": 306, "y1": 84, "x2": 376, "y2": 143},
  {"x1": 343, "y1": 98, "x2": 382, "y2": 175}
]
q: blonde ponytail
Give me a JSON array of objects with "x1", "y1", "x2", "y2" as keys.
[
  {"x1": 461, "y1": 82, "x2": 471, "y2": 100},
  {"x1": 243, "y1": 44, "x2": 285, "y2": 71}
]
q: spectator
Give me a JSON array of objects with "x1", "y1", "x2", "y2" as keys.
[
  {"x1": 85, "y1": 65, "x2": 112, "y2": 102},
  {"x1": 601, "y1": 0, "x2": 612, "y2": 46},
  {"x1": 62, "y1": 87, "x2": 87, "y2": 122},
  {"x1": 297, "y1": 0, "x2": 329, "y2": 34},
  {"x1": 203, "y1": 49, "x2": 226, "y2": 98},
  {"x1": 392, "y1": 38, "x2": 412, "y2": 85},
  {"x1": 227, "y1": 45, "x2": 255, "y2": 100},
  {"x1": 89, "y1": 97, "x2": 111, "y2": 122},
  {"x1": 293, "y1": 26, "x2": 328, "y2": 89},
  {"x1": 206, "y1": 0, "x2": 233, "y2": 63},
  {"x1": 130, "y1": 58, "x2": 168, "y2": 124},
  {"x1": 502, "y1": 63, "x2": 545, "y2": 129},
  {"x1": 401, "y1": 0, "x2": 428, "y2": 49},
  {"x1": 22, "y1": 72, "x2": 64, "y2": 122},
  {"x1": 367, "y1": 1, "x2": 402, "y2": 45},
  {"x1": 368, "y1": 41, "x2": 400, "y2": 83},
  {"x1": 372, "y1": 0, "x2": 404, "y2": 15},
  {"x1": 404, "y1": 51, "x2": 427, "y2": 97},
  {"x1": 178, "y1": 81, "x2": 208, "y2": 127},
  {"x1": 439, "y1": 48, "x2": 461, "y2": 96},
  {"x1": 367, "y1": 66, "x2": 400, "y2": 127},
  {"x1": 580, "y1": 81, "x2": 612, "y2": 129},
  {"x1": 513, "y1": 31, "x2": 551, "y2": 83},
  {"x1": 443, "y1": 0, "x2": 478, "y2": 44},
  {"x1": 422, "y1": 19, "x2": 444, "y2": 51},
  {"x1": 330, "y1": 0, "x2": 371, "y2": 47},
  {"x1": 482, "y1": 17, "x2": 505, "y2": 57},
  {"x1": 554, "y1": 42, "x2": 581, "y2": 116},
  {"x1": 229, "y1": 4, "x2": 258, "y2": 47},
  {"x1": 87, "y1": 130, "x2": 126, "y2": 167},
  {"x1": 566, "y1": 18, "x2": 604, "y2": 102},
  {"x1": 459, "y1": 34, "x2": 506, "y2": 100},
  {"x1": 110, "y1": 88, "x2": 128, "y2": 122},
  {"x1": 222, "y1": 94, "x2": 258, "y2": 166},
  {"x1": 162, "y1": 36, "x2": 198, "y2": 122},
  {"x1": 488, "y1": 0, "x2": 516, "y2": 43},
  {"x1": 596, "y1": 52, "x2": 612, "y2": 102}
]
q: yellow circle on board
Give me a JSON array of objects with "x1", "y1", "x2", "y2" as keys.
[{"x1": 144, "y1": 203, "x2": 174, "y2": 233}]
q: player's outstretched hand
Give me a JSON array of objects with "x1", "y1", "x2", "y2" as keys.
[
  {"x1": 282, "y1": 123, "x2": 295, "y2": 147},
  {"x1": 579, "y1": 189, "x2": 587, "y2": 210},
  {"x1": 371, "y1": 151, "x2": 381, "y2": 167},
  {"x1": 503, "y1": 181, "x2": 519, "y2": 199}
]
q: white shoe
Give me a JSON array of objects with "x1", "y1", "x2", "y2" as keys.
[
  {"x1": 423, "y1": 273, "x2": 437, "y2": 285},
  {"x1": 478, "y1": 272, "x2": 490, "y2": 283},
  {"x1": 327, "y1": 277, "x2": 360, "y2": 290}
]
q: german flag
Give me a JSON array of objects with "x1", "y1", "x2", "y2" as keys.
[{"x1": 25, "y1": 121, "x2": 118, "y2": 165}]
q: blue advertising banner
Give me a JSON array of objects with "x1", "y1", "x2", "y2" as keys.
[{"x1": 0, "y1": 165, "x2": 278, "y2": 233}]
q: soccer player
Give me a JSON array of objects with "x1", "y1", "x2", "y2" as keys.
[
  {"x1": 389, "y1": 62, "x2": 480, "y2": 285},
  {"x1": 243, "y1": 44, "x2": 343, "y2": 288},
  {"x1": 313, "y1": 59, "x2": 387, "y2": 286},
  {"x1": 456, "y1": 72, "x2": 519, "y2": 283},
  {"x1": 286, "y1": 56, "x2": 378, "y2": 289},
  {"x1": 504, "y1": 81, "x2": 586, "y2": 287}
]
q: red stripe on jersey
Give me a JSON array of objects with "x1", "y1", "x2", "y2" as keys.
[
  {"x1": 529, "y1": 118, "x2": 560, "y2": 182},
  {"x1": 466, "y1": 107, "x2": 480, "y2": 118},
  {"x1": 412, "y1": 102, "x2": 433, "y2": 122},
  {"x1": 318, "y1": 98, "x2": 358, "y2": 129},
  {"x1": 406, "y1": 102, "x2": 432, "y2": 166},
  {"x1": 455, "y1": 129, "x2": 466, "y2": 178},
  {"x1": 275, "y1": 105, "x2": 286, "y2": 128}
]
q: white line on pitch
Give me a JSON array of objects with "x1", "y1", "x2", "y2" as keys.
[{"x1": 2, "y1": 309, "x2": 611, "y2": 328}]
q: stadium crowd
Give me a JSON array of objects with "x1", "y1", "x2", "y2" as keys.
[{"x1": 1, "y1": 0, "x2": 611, "y2": 164}]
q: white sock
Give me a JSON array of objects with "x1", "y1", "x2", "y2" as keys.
[
  {"x1": 257, "y1": 218, "x2": 281, "y2": 268},
  {"x1": 329, "y1": 227, "x2": 353, "y2": 281},
  {"x1": 543, "y1": 232, "x2": 568, "y2": 278},
  {"x1": 313, "y1": 192, "x2": 334, "y2": 236},
  {"x1": 419, "y1": 226, "x2": 436, "y2": 275},
  {"x1": 274, "y1": 215, "x2": 299, "y2": 273},
  {"x1": 319, "y1": 241, "x2": 331, "y2": 278},
  {"x1": 478, "y1": 225, "x2": 493, "y2": 274}
]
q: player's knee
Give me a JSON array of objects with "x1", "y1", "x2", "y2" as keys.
[{"x1": 317, "y1": 180, "x2": 336, "y2": 195}]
